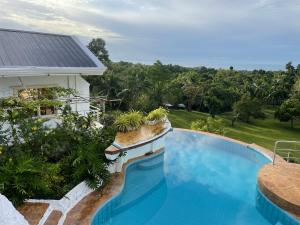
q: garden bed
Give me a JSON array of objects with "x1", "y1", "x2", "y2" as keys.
[{"x1": 115, "y1": 122, "x2": 166, "y2": 147}]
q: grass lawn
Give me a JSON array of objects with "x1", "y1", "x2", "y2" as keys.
[{"x1": 169, "y1": 109, "x2": 300, "y2": 153}]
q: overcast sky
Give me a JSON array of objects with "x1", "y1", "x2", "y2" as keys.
[{"x1": 0, "y1": 0, "x2": 299, "y2": 70}]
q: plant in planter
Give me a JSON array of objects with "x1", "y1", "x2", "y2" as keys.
[
  {"x1": 145, "y1": 107, "x2": 168, "y2": 125},
  {"x1": 114, "y1": 111, "x2": 144, "y2": 132}
]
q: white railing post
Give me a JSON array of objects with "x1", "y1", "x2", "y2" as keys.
[{"x1": 273, "y1": 140, "x2": 300, "y2": 165}]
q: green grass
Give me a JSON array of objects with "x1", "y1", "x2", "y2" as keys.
[{"x1": 169, "y1": 109, "x2": 300, "y2": 152}]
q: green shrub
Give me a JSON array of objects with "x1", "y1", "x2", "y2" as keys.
[
  {"x1": 0, "y1": 95, "x2": 116, "y2": 205},
  {"x1": 146, "y1": 107, "x2": 168, "y2": 122},
  {"x1": 0, "y1": 155, "x2": 56, "y2": 206},
  {"x1": 191, "y1": 117, "x2": 225, "y2": 135},
  {"x1": 114, "y1": 111, "x2": 143, "y2": 132}
]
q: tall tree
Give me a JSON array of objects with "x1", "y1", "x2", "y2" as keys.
[
  {"x1": 175, "y1": 70, "x2": 203, "y2": 111},
  {"x1": 88, "y1": 38, "x2": 111, "y2": 68}
]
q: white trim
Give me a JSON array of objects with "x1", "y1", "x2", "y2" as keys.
[
  {"x1": 0, "y1": 67, "x2": 105, "y2": 77},
  {"x1": 26, "y1": 181, "x2": 93, "y2": 225}
]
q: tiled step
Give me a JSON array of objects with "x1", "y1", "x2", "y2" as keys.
[
  {"x1": 18, "y1": 202, "x2": 49, "y2": 225},
  {"x1": 43, "y1": 210, "x2": 63, "y2": 225}
]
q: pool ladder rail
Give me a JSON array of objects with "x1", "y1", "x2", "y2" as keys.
[{"x1": 273, "y1": 141, "x2": 300, "y2": 164}]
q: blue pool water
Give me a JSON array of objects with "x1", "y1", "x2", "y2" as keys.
[{"x1": 92, "y1": 130, "x2": 299, "y2": 225}]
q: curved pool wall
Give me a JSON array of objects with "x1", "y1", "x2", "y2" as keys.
[
  {"x1": 92, "y1": 130, "x2": 300, "y2": 225},
  {"x1": 256, "y1": 189, "x2": 300, "y2": 225},
  {"x1": 106, "y1": 121, "x2": 172, "y2": 173},
  {"x1": 92, "y1": 152, "x2": 166, "y2": 225}
]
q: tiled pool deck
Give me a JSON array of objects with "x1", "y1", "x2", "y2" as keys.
[
  {"x1": 258, "y1": 163, "x2": 300, "y2": 219},
  {"x1": 18, "y1": 129, "x2": 300, "y2": 225},
  {"x1": 18, "y1": 202, "x2": 49, "y2": 225}
]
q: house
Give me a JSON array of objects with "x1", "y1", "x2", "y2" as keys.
[{"x1": 0, "y1": 28, "x2": 105, "y2": 115}]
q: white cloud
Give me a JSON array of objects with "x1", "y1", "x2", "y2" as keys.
[
  {"x1": 1, "y1": 0, "x2": 299, "y2": 35},
  {"x1": 0, "y1": 0, "x2": 122, "y2": 40},
  {"x1": 2, "y1": 13, "x2": 121, "y2": 39},
  {"x1": 0, "y1": 0, "x2": 299, "y2": 68}
]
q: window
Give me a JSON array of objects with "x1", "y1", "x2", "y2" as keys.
[{"x1": 18, "y1": 88, "x2": 58, "y2": 116}]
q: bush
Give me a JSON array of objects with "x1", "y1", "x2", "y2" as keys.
[
  {"x1": 275, "y1": 98, "x2": 300, "y2": 128},
  {"x1": 233, "y1": 95, "x2": 265, "y2": 123},
  {"x1": 100, "y1": 111, "x2": 121, "y2": 127},
  {"x1": 191, "y1": 117, "x2": 225, "y2": 135},
  {"x1": 114, "y1": 111, "x2": 143, "y2": 132},
  {"x1": 0, "y1": 96, "x2": 116, "y2": 205},
  {"x1": 0, "y1": 155, "x2": 57, "y2": 206},
  {"x1": 146, "y1": 107, "x2": 168, "y2": 122}
]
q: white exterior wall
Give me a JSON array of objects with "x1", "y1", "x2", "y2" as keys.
[{"x1": 0, "y1": 75, "x2": 90, "y2": 115}]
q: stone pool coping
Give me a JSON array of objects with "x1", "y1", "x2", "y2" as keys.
[{"x1": 258, "y1": 163, "x2": 300, "y2": 219}]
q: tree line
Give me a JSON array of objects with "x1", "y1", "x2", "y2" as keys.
[{"x1": 86, "y1": 38, "x2": 300, "y2": 128}]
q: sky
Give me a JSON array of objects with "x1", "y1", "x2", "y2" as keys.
[{"x1": 0, "y1": 0, "x2": 299, "y2": 70}]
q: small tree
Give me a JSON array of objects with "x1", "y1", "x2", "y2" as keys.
[
  {"x1": 233, "y1": 95, "x2": 265, "y2": 123},
  {"x1": 292, "y1": 77, "x2": 300, "y2": 100},
  {"x1": 191, "y1": 117, "x2": 225, "y2": 135},
  {"x1": 275, "y1": 98, "x2": 300, "y2": 128},
  {"x1": 204, "y1": 96, "x2": 222, "y2": 118}
]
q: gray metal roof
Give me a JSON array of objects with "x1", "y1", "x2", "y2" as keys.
[{"x1": 0, "y1": 28, "x2": 101, "y2": 68}]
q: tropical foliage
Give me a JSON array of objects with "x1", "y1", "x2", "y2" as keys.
[
  {"x1": 232, "y1": 95, "x2": 265, "y2": 124},
  {"x1": 275, "y1": 98, "x2": 300, "y2": 128},
  {"x1": 191, "y1": 117, "x2": 225, "y2": 135},
  {"x1": 86, "y1": 38, "x2": 300, "y2": 128},
  {"x1": 0, "y1": 94, "x2": 116, "y2": 206},
  {"x1": 114, "y1": 110, "x2": 144, "y2": 132},
  {"x1": 146, "y1": 107, "x2": 168, "y2": 122}
]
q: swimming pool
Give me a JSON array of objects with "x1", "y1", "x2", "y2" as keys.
[{"x1": 92, "y1": 130, "x2": 299, "y2": 225}]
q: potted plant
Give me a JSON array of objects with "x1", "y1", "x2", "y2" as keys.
[
  {"x1": 145, "y1": 107, "x2": 168, "y2": 125},
  {"x1": 114, "y1": 111, "x2": 143, "y2": 132}
]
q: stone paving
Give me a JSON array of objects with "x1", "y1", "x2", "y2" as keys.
[
  {"x1": 18, "y1": 202, "x2": 49, "y2": 225},
  {"x1": 63, "y1": 174, "x2": 124, "y2": 225},
  {"x1": 258, "y1": 163, "x2": 300, "y2": 219},
  {"x1": 43, "y1": 210, "x2": 63, "y2": 225}
]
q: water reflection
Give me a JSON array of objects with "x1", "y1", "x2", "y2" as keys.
[
  {"x1": 116, "y1": 152, "x2": 167, "y2": 214},
  {"x1": 93, "y1": 131, "x2": 272, "y2": 225},
  {"x1": 164, "y1": 131, "x2": 269, "y2": 204}
]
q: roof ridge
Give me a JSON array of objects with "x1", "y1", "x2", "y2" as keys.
[{"x1": 0, "y1": 27, "x2": 70, "y2": 37}]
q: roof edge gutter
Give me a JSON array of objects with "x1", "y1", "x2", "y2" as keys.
[{"x1": 0, "y1": 67, "x2": 106, "y2": 77}]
